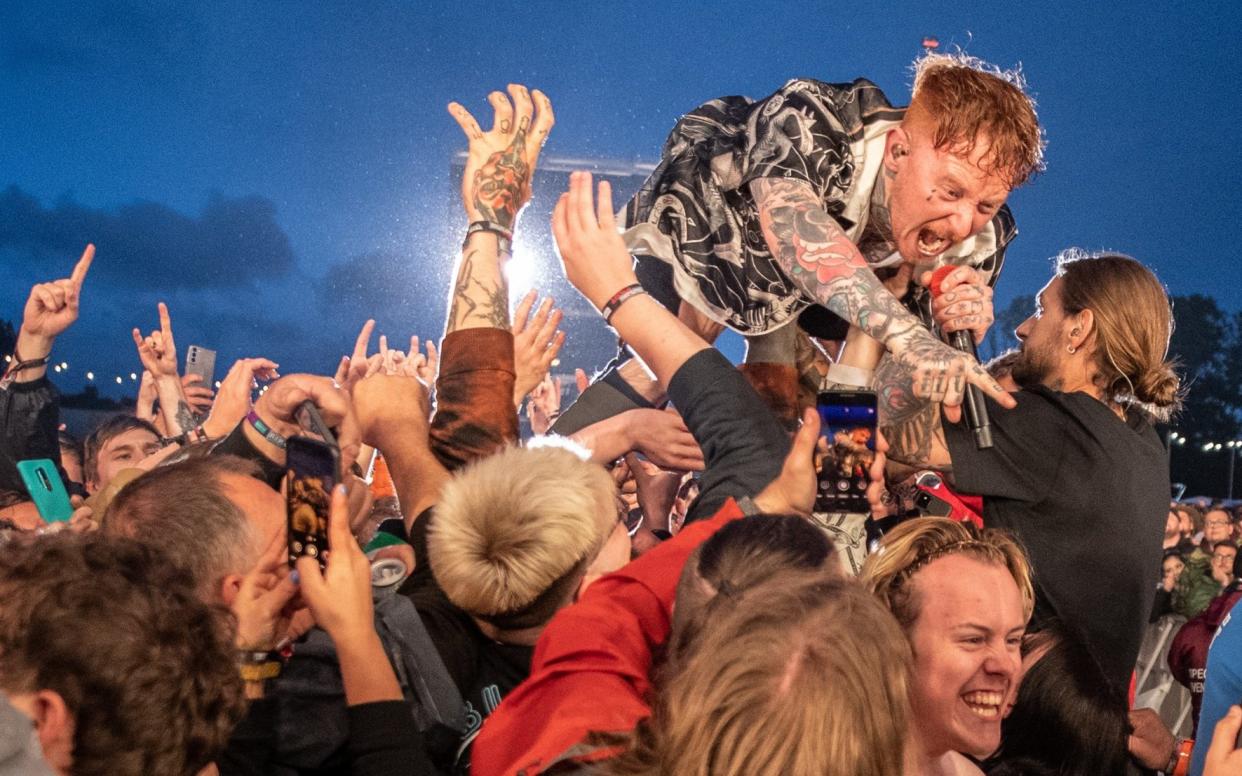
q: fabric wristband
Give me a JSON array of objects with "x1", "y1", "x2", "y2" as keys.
[
  {"x1": 246, "y1": 411, "x2": 287, "y2": 450},
  {"x1": 0, "y1": 351, "x2": 51, "y2": 389},
  {"x1": 464, "y1": 220, "x2": 513, "y2": 255},
  {"x1": 825, "y1": 362, "x2": 875, "y2": 389},
  {"x1": 601, "y1": 284, "x2": 648, "y2": 324},
  {"x1": 1168, "y1": 737, "x2": 1192, "y2": 776}
]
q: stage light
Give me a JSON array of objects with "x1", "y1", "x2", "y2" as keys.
[{"x1": 86, "y1": 372, "x2": 94, "y2": 381}]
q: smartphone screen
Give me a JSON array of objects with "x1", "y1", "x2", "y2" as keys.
[
  {"x1": 814, "y1": 390, "x2": 878, "y2": 513},
  {"x1": 286, "y1": 436, "x2": 339, "y2": 569}
]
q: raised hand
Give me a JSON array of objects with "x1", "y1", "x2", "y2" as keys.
[
  {"x1": 526, "y1": 374, "x2": 562, "y2": 436},
  {"x1": 203, "y1": 358, "x2": 280, "y2": 439},
  {"x1": 512, "y1": 290, "x2": 565, "y2": 405},
  {"x1": 553, "y1": 172, "x2": 643, "y2": 311},
  {"x1": 351, "y1": 373, "x2": 432, "y2": 451},
  {"x1": 448, "y1": 84, "x2": 554, "y2": 229},
  {"x1": 336, "y1": 319, "x2": 377, "y2": 394},
  {"x1": 252, "y1": 374, "x2": 362, "y2": 467},
  {"x1": 20, "y1": 244, "x2": 94, "y2": 345},
  {"x1": 131, "y1": 302, "x2": 180, "y2": 379},
  {"x1": 182, "y1": 373, "x2": 216, "y2": 417},
  {"x1": 404, "y1": 336, "x2": 438, "y2": 386}
]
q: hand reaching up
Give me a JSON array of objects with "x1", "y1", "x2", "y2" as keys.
[
  {"x1": 552, "y1": 172, "x2": 641, "y2": 311},
  {"x1": 449, "y1": 84, "x2": 555, "y2": 229},
  {"x1": 131, "y1": 302, "x2": 181, "y2": 379},
  {"x1": 512, "y1": 290, "x2": 564, "y2": 405},
  {"x1": 21, "y1": 244, "x2": 94, "y2": 345}
]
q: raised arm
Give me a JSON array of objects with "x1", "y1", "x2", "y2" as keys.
[
  {"x1": 749, "y1": 177, "x2": 1013, "y2": 413},
  {"x1": 429, "y1": 85, "x2": 554, "y2": 468},
  {"x1": 444, "y1": 84, "x2": 553, "y2": 334}
]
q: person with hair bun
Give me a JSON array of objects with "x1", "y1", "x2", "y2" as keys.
[{"x1": 875, "y1": 249, "x2": 1180, "y2": 694}]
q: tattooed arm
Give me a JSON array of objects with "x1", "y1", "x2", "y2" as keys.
[
  {"x1": 749, "y1": 177, "x2": 1014, "y2": 412},
  {"x1": 444, "y1": 84, "x2": 554, "y2": 333},
  {"x1": 874, "y1": 353, "x2": 953, "y2": 479}
]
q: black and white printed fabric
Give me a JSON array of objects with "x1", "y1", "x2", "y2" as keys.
[{"x1": 622, "y1": 77, "x2": 1016, "y2": 335}]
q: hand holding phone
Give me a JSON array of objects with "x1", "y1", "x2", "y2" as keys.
[
  {"x1": 17, "y1": 459, "x2": 74, "y2": 523},
  {"x1": 286, "y1": 436, "x2": 339, "y2": 569},
  {"x1": 814, "y1": 390, "x2": 877, "y2": 514}
]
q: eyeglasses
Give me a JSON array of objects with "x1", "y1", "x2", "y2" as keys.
[{"x1": 1208, "y1": 519, "x2": 1232, "y2": 527}]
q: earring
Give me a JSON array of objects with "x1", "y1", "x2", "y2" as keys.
[{"x1": 1067, "y1": 344, "x2": 1077, "y2": 354}]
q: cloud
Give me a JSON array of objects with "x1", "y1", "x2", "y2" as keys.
[{"x1": 0, "y1": 185, "x2": 296, "y2": 291}]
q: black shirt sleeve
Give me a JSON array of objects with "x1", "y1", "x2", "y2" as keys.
[
  {"x1": 346, "y1": 700, "x2": 442, "y2": 776},
  {"x1": 668, "y1": 349, "x2": 790, "y2": 522},
  {"x1": 216, "y1": 698, "x2": 278, "y2": 776},
  {"x1": 0, "y1": 377, "x2": 62, "y2": 495},
  {"x1": 940, "y1": 388, "x2": 1066, "y2": 503}
]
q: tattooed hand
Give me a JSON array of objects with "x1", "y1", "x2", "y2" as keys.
[
  {"x1": 448, "y1": 84, "x2": 554, "y2": 230},
  {"x1": 928, "y1": 266, "x2": 995, "y2": 346}
]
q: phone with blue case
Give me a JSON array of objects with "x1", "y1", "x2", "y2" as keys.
[{"x1": 16, "y1": 459, "x2": 74, "y2": 522}]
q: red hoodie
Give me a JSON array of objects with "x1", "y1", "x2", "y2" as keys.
[{"x1": 470, "y1": 500, "x2": 745, "y2": 776}]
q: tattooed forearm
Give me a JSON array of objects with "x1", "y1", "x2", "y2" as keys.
[
  {"x1": 750, "y1": 177, "x2": 925, "y2": 350},
  {"x1": 446, "y1": 246, "x2": 511, "y2": 333},
  {"x1": 173, "y1": 400, "x2": 197, "y2": 437},
  {"x1": 875, "y1": 354, "x2": 953, "y2": 469},
  {"x1": 470, "y1": 117, "x2": 531, "y2": 229}
]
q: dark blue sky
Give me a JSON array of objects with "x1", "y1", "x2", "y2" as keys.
[{"x1": 1, "y1": 0, "x2": 1239, "y2": 394}]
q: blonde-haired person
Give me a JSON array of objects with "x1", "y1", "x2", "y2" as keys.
[
  {"x1": 876, "y1": 250, "x2": 1179, "y2": 695},
  {"x1": 597, "y1": 573, "x2": 912, "y2": 776},
  {"x1": 862, "y1": 518, "x2": 1033, "y2": 776}
]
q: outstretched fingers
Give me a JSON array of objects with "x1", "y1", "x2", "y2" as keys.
[{"x1": 447, "y1": 102, "x2": 483, "y2": 141}]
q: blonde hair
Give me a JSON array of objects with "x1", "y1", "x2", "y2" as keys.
[
  {"x1": 595, "y1": 573, "x2": 911, "y2": 776},
  {"x1": 430, "y1": 444, "x2": 617, "y2": 622},
  {"x1": 862, "y1": 518, "x2": 1035, "y2": 630},
  {"x1": 1054, "y1": 249, "x2": 1182, "y2": 421},
  {"x1": 907, "y1": 51, "x2": 1045, "y2": 188}
]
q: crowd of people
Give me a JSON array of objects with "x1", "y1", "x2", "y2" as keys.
[{"x1": 1, "y1": 53, "x2": 1238, "y2": 776}]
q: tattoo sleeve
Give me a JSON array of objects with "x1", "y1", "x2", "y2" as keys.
[
  {"x1": 445, "y1": 239, "x2": 510, "y2": 334},
  {"x1": 874, "y1": 353, "x2": 953, "y2": 471},
  {"x1": 750, "y1": 177, "x2": 926, "y2": 350}
]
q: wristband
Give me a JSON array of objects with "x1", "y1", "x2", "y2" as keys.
[
  {"x1": 1168, "y1": 737, "x2": 1192, "y2": 776},
  {"x1": 464, "y1": 220, "x2": 514, "y2": 255},
  {"x1": 601, "y1": 284, "x2": 648, "y2": 324},
  {"x1": 246, "y1": 411, "x2": 287, "y2": 450},
  {"x1": 0, "y1": 351, "x2": 52, "y2": 389},
  {"x1": 825, "y1": 363, "x2": 875, "y2": 390}
]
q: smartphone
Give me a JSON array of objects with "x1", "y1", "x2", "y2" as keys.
[
  {"x1": 185, "y1": 345, "x2": 217, "y2": 388},
  {"x1": 16, "y1": 459, "x2": 74, "y2": 523},
  {"x1": 295, "y1": 400, "x2": 338, "y2": 450},
  {"x1": 286, "y1": 436, "x2": 339, "y2": 569},
  {"x1": 814, "y1": 390, "x2": 878, "y2": 513}
]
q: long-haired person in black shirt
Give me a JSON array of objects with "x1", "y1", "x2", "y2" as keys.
[{"x1": 875, "y1": 249, "x2": 1180, "y2": 696}]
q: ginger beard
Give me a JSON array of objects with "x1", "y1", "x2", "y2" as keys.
[{"x1": 884, "y1": 122, "x2": 1012, "y2": 270}]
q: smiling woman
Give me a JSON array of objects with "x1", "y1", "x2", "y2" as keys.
[{"x1": 863, "y1": 518, "x2": 1034, "y2": 775}]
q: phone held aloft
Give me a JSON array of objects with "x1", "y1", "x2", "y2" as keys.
[
  {"x1": 814, "y1": 390, "x2": 877, "y2": 514},
  {"x1": 286, "y1": 436, "x2": 338, "y2": 569}
]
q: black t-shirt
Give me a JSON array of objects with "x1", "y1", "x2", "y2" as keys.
[
  {"x1": 942, "y1": 386, "x2": 1169, "y2": 693},
  {"x1": 397, "y1": 509, "x2": 533, "y2": 772}
]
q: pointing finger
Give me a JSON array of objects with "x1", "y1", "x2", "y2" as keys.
[{"x1": 70, "y1": 244, "x2": 95, "y2": 290}]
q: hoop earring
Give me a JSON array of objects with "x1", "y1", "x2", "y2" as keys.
[{"x1": 1067, "y1": 345, "x2": 1077, "y2": 354}]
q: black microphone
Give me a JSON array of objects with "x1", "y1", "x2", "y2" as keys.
[{"x1": 929, "y1": 266, "x2": 993, "y2": 449}]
